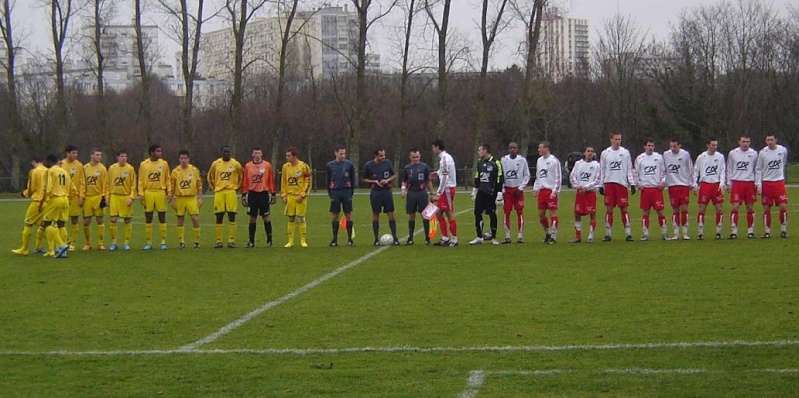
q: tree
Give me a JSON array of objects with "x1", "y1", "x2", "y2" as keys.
[
  {"x1": 475, "y1": 0, "x2": 510, "y2": 148},
  {"x1": 133, "y1": 0, "x2": 155, "y2": 150},
  {"x1": 423, "y1": 0, "x2": 452, "y2": 138},
  {"x1": 1, "y1": 0, "x2": 24, "y2": 189},
  {"x1": 82, "y1": 0, "x2": 117, "y2": 151},
  {"x1": 46, "y1": 0, "x2": 79, "y2": 151},
  {"x1": 510, "y1": 0, "x2": 545, "y2": 157}
]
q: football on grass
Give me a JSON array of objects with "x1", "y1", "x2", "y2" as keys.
[{"x1": 380, "y1": 234, "x2": 394, "y2": 246}]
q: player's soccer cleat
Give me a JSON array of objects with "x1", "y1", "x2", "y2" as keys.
[
  {"x1": 214, "y1": 242, "x2": 224, "y2": 248},
  {"x1": 193, "y1": 243, "x2": 200, "y2": 249},
  {"x1": 625, "y1": 235, "x2": 633, "y2": 242},
  {"x1": 11, "y1": 248, "x2": 29, "y2": 255},
  {"x1": 728, "y1": 233, "x2": 737, "y2": 240},
  {"x1": 97, "y1": 244, "x2": 106, "y2": 251},
  {"x1": 424, "y1": 239, "x2": 430, "y2": 245},
  {"x1": 348, "y1": 239, "x2": 355, "y2": 246},
  {"x1": 142, "y1": 244, "x2": 153, "y2": 251},
  {"x1": 762, "y1": 232, "x2": 771, "y2": 239},
  {"x1": 247, "y1": 241, "x2": 256, "y2": 248},
  {"x1": 178, "y1": 243, "x2": 185, "y2": 249},
  {"x1": 284, "y1": 242, "x2": 294, "y2": 248},
  {"x1": 569, "y1": 238, "x2": 581, "y2": 243},
  {"x1": 697, "y1": 234, "x2": 704, "y2": 240},
  {"x1": 43, "y1": 251, "x2": 54, "y2": 257},
  {"x1": 82, "y1": 244, "x2": 92, "y2": 251},
  {"x1": 469, "y1": 237, "x2": 483, "y2": 245},
  {"x1": 587, "y1": 236, "x2": 594, "y2": 243},
  {"x1": 543, "y1": 233, "x2": 551, "y2": 243},
  {"x1": 501, "y1": 238, "x2": 512, "y2": 244},
  {"x1": 34, "y1": 248, "x2": 47, "y2": 254},
  {"x1": 406, "y1": 239, "x2": 414, "y2": 246},
  {"x1": 55, "y1": 244, "x2": 70, "y2": 258},
  {"x1": 109, "y1": 243, "x2": 118, "y2": 251},
  {"x1": 393, "y1": 240, "x2": 400, "y2": 246},
  {"x1": 266, "y1": 241, "x2": 274, "y2": 247},
  {"x1": 517, "y1": 237, "x2": 525, "y2": 244},
  {"x1": 602, "y1": 236, "x2": 612, "y2": 242},
  {"x1": 328, "y1": 240, "x2": 337, "y2": 247},
  {"x1": 669, "y1": 235, "x2": 679, "y2": 241},
  {"x1": 68, "y1": 244, "x2": 75, "y2": 251},
  {"x1": 300, "y1": 241, "x2": 308, "y2": 248},
  {"x1": 781, "y1": 231, "x2": 788, "y2": 238},
  {"x1": 640, "y1": 235, "x2": 649, "y2": 241},
  {"x1": 447, "y1": 240, "x2": 458, "y2": 247},
  {"x1": 747, "y1": 233, "x2": 756, "y2": 239},
  {"x1": 682, "y1": 235, "x2": 691, "y2": 240},
  {"x1": 435, "y1": 239, "x2": 450, "y2": 246},
  {"x1": 547, "y1": 238, "x2": 556, "y2": 244},
  {"x1": 228, "y1": 242, "x2": 236, "y2": 248},
  {"x1": 123, "y1": 243, "x2": 131, "y2": 251},
  {"x1": 160, "y1": 243, "x2": 167, "y2": 250},
  {"x1": 661, "y1": 234, "x2": 669, "y2": 240},
  {"x1": 715, "y1": 233, "x2": 722, "y2": 240},
  {"x1": 491, "y1": 239, "x2": 500, "y2": 245}
]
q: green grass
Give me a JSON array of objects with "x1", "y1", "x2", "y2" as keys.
[{"x1": 1, "y1": 190, "x2": 798, "y2": 396}]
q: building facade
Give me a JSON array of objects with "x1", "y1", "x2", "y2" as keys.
[{"x1": 538, "y1": 9, "x2": 589, "y2": 80}]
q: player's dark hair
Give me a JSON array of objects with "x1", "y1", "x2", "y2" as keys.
[
  {"x1": 373, "y1": 148, "x2": 385, "y2": 156},
  {"x1": 286, "y1": 147, "x2": 299, "y2": 157},
  {"x1": 46, "y1": 154, "x2": 59, "y2": 164},
  {"x1": 90, "y1": 147, "x2": 102, "y2": 155},
  {"x1": 610, "y1": 131, "x2": 622, "y2": 138},
  {"x1": 335, "y1": 146, "x2": 346, "y2": 152},
  {"x1": 670, "y1": 138, "x2": 681, "y2": 144},
  {"x1": 251, "y1": 147, "x2": 261, "y2": 152},
  {"x1": 221, "y1": 145, "x2": 231, "y2": 152},
  {"x1": 31, "y1": 156, "x2": 42, "y2": 163},
  {"x1": 116, "y1": 149, "x2": 128, "y2": 156},
  {"x1": 480, "y1": 143, "x2": 491, "y2": 153},
  {"x1": 644, "y1": 138, "x2": 655, "y2": 145},
  {"x1": 706, "y1": 136, "x2": 718, "y2": 144},
  {"x1": 149, "y1": 144, "x2": 160, "y2": 155},
  {"x1": 65, "y1": 145, "x2": 78, "y2": 154},
  {"x1": 765, "y1": 133, "x2": 777, "y2": 139},
  {"x1": 584, "y1": 146, "x2": 594, "y2": 152},
  {"x1": 179, "y1": 150, "x2": 190, "y2": 157},
  {"x1": 408, "y1": 148, "x2": 420, "y2": 154},
  {"x1": 739, "y1": 134, "x2": 750, "y2": 140},
  {"x1": 432, "y1": 140, "x2": 445, "y2": 150},
  {"x1": 540, "y1": 141, "x2": 550, "y2": 149}
]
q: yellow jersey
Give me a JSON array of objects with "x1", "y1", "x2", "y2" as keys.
[
  {"x1": 23, "y1": 165, "x2": 48, "y2": 202},
  {"x1": 83, "y1": 162, "x2": 108, "y2": 197},
  {"x1": 61, "y1": 158, "x2": 85, "y2": 199},
  {"x1": 138, "y1": 158, "x2": 171, "y2": 194},
  {"x1": 207, "y1": 158, "x2": 243, "y2": 192},
  {"x1": 108, "y1": 163, "x2": 137, "y2": 198},
  {"x1": 171, "y1": 164, "x2": 203, "y2": 197},
  {"x1": 45, "y1": 165, "x2": 77, "y2": 198},
  {"x1": 280, "y1": 161, "x2": 312, "y2": 198}
]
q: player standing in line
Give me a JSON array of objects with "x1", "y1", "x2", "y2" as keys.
[
  {"x1": 81, "y1": 148, "x2": 108, "y2": 250},
  {"x1": 326, "y1": 146, "x2": 356, "y2": 247},
  {"x1": 499, "y1": 142, "x2": 530, "y2": 244},
  {"x1": 242, "y1": 147, "x2": 276, "y2": 248},
  {"x1": 600, "y1": 132, "x2": 636, "y2": 242},
  {"x1": 12, "y1": 157, "x2": 48, "y2": 255},
  {"x1": 755, "y1": 134, "x2": 789, "y2": 238},
  {"x1": 41, "y1": 154, "x2": 76, "y2": 258},
  {"x1": 727, "y1": 135, "x2": 758, "y2": 239},
  {"x1": 62, "y1": 145, "x2": 85, "y2": 251},
  {"x1": 469, "y1": 144, "x2": 503, "y2": 245},
  {"x1": 281, "y1": 147, "x2": 312, "y2": 247},
  {"x1": 401, "y1": 149, "x2": 433, "y2": 245},
  {"x1": 532, "y1": 141, "x2": 562, "y2": 244},
  {"x1": 431, "y1": 139, "x2": 459, "y2": 247},
  {"x1": 107, "y1": 150, "x2": 137, "y2": 251},
  {"x1": 362, "y1": 148, "x2": 399, "y2": 246},
  {"x1": 634, "y1": 139, "x2": 668, "y2": 240},
  {"x1": 208, "y1": 145, "x2": 244, "y2": 248},
  {"x1": 569, "y1": 146, "x2": 601, "y2": 243},
  {"x1": 170, "y1": 150, "x2": 203, "y2": 249},
  {"x1": 693, "y1": 136, "x2": 726, "y2": 240},
  {"x1": 139, "y1": 144, "x2": 171, "y2": 250},
  {"x1": 663, "y1": 138, "x2": 695, "y2": 240}
]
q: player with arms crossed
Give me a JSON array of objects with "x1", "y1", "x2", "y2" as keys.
[
  {"x1": 41, "y1": 154, "x2": 77, "y2": 258},
  {"x1": 326, "y1": 146, "x2": 356, "y2": 246},
  {"x1": 62, "y1": 145, "x2": 85, "y2": 251},
  {"x1": 431, "y1": 140, "x2": 459, "y2": 247},
  {"x1": 242, "y1": 147, "x2": 276, "y2": 248},
  {"x1": 469, "y1": 144, "x2": 503, "y2": 245},
  {"x1": 107, "y1": 150, "x2": 137, "y2": 251},
  {"x1": 170, "y1": 150, "x2": 203, "y2": 249},
  {"x1": 281, "y1": 147, "x2": 312, "y2": 247},
  {"x1": 12, "y1": 157, "x2": 48, "y2": 255},
  {"x1": 755, "y1": 134, "x2": 789, "y2": 238},
  {"x1": 208, "y1": 145, "x2": 244, "y2": 248},
  {"x1": 82, "y1": 148, "x2": 108, "y2": 250},
  {"x1": 600, "y1": 132, "x2": 636, "y2": 241},
  {"x1": 362, "y1": 148, "x2": 400, "y2": 246},
  {"x1": 663, "y1": 138, "x2": 695, "y2": 240},
  {"x1": 727, "y1": 135, "x2": 758, "y2": 239},
  {"x1": 500, "y1": 142, "x2": 530, "y2": 244},
  {"x1": 634, "y1": 139, "x2": 668, "y2": 240},
  {"x1": 693, "y1": 137, "x2": 726, "y2": 240},
  {"x1": 569, "y1": 146, "x2": 601, "y2": 243},
  {"x1": 401, "y1": 149, "x2": 434, "y2": 245},
  {"x1": 139, "y1": 145, "x2": 171, "y2": 250},
  {"x1": 533, "y1": 141, "x2": 562, "y2": 244}
]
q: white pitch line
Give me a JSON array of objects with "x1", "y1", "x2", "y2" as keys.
[{"x1": 3, "y1": 339, "x2": 799, "y2": 357}]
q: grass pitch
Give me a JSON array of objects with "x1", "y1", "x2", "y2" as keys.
[{"x1": 1, "y1": 189, "x2": 798, "y2": 396}]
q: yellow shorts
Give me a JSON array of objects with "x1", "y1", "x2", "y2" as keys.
[
  {"x1": 82, "y1": 195, "x2": 104, "y2": 217},
  {"x1": 174, "y1": 196, "x2": 200, "y2": 217},
  {"x1": 68, "y1": 195, "x2": 82, "y2": 217},
  {"x1": 23, "y1": 201, "x2": 44, "y2": 226},
  {"x1": 43, "y1": 197, "x2": 69, "y2": 223},
  {"x1": 144, "y1": 189, "x2": 167, "y2": 213},
  {"x1": 110, "y1": 194, "x2": 134, "y2": 218},
  {"x1": 283, "y1": 195, "x2": 308, "y2": 217},
  {"x1": 213, "y1": 190, "x2": 238, "y2": 213}
]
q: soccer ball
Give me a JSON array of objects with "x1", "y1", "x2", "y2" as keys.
[
  {"x1": 483, "y1": 232, "x2": 494, "y2": 241},
  {"x1": 379, "y1": 234, "x2": 395, "y2": 246}
]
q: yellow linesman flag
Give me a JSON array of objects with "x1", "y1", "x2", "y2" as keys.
[
  {"x1": 340, "y1": 217, "x2": 355, "y2": 238},
  {"x1": 428, "y1": 217, "x2": 438, "y2": 240}
]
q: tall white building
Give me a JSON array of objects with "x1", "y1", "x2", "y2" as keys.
[
  {"x1": 538, "y1": 9, "x2": 589, "y2": 80},
  {"x1": 78, "y1": 23, "x2": 173, "y2": 82},
  {"x1": 199, "y1": 5, "x2": 367, "y2": 82}
]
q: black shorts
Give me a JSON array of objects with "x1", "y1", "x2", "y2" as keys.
[
  {"x1": 329, "y1": 190, "x2": 353, "y2": 213},
  {"x1": 370, "y1": 190, "x2": 395, "y2": 214},
  {"x1": 247, "y1": 191, "x2": 271, "y2": 216},
  {"x1": 405, "y1": 190, "x2": 428, "y2": 214},
  {"x1": 474, "y1": 191, "x2": 497, "y2": 215}
]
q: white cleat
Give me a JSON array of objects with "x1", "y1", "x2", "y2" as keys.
[{"x1": 469, "y1": 237, "x2": 483, "y2": 245}]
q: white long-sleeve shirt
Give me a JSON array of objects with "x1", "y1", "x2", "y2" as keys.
[
  {"x1": 755, "y1": 145, "x2": 788, "y2": 186},
  {"x1": 600, "y1": 146, "x2": 635, "y2": 187},
  {"x1": 726, "y1": 147, "x2": 757, "y2": 182},
  {"x1": 634, "y1": 152, "x2": 666, "y2": 188},
  {"x1": 500, "y1": 155, "x2": 531, "y2": 190},
  {"x1": 663, "y1": 148, "x2": 695, "y2": 188},
  {"x1": 435, "y1": 150, "x2": 457, "y2": 194},
  {"x1": 570, "y1": 159, "x2": 601, "y2": 191},
  {"x1": 694, "y1": 151, "x2": 726, "y2": 185},
  {"x1": 533, "y1": 155, "x2": 562, "y2": 193}
]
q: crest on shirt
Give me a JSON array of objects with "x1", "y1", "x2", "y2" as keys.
[
  {"x1": 157, "y1": 166, "x2": 163, "y2": 172},
  {"x1": 228, "y1": 166, "x2": 234, "y2": 171},
  {"x1": 259, "y1": 167, "x2": 264, "y2": 174},
  {"x1": 122, "y1": 171, "x2": 129, "y2": 177},
  {"x1": 188, "y1": 173, "x2": 194, "y2": 178},
  {"x1": 94, "y1": 170, "x2": 101, "y2": 176}
]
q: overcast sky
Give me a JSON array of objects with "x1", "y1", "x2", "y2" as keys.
[{"x1": 10, "y1": 0, "x2": 796, "y2": 71}]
